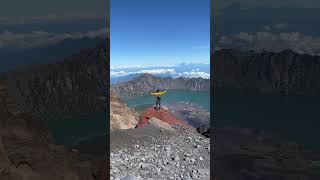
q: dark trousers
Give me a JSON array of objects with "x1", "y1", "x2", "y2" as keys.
[{"x1": 156, "y1": 99, "x2": 161, "y2": 110}]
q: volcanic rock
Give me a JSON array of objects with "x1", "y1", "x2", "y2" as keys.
[
  {"x1": 136, "y1": 107, "x2": 192, "y2": 129},
  {"x1": 110, "y1": 90, "x2": 138, "y2": 129},
  {"x1": 147, "y1": 117, "x2": 174, "y2": 132},
  {"x1": 3, "y1": 41, "x2": 109, "y2": 121},
  {"x1": 110, "y1": 126, "x2": 210, "y2": 179},
  {"x1": 213, "y1": 49, "x2": 320, "y2": 95}
]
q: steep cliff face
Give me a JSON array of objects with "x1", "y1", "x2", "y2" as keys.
[
  {"x1": 111, "y1": 73, "x2": 210, "y2": 98},
  {"x1": 3, "y1": 40, "x2": 109, "y2": 121},
  {"x1": 110, "y1": 90, "x2": 138, "y2": 129},
  {"x1": 213, "y1": 49, "x2": 320, "y2": 95}
]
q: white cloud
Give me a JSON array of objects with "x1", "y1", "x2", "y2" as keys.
[
  {"x1": 110, "y1": 71, "x2": 130, "y2": 77},
  {"x1": 216, "y1": 31, "x2": 320, "y2": 55},
  {"x1": 111, "y1": 68, "x2": 211, "y2": 79},
  {"x1": 111, "y1": 68, "x2": 176, "y2": 77},
  {"x1": 137, "y1": 69, "x2": 176, "y2": 75},
  {"x1": 177, "y1": 69, "x2": 210, "y2": 79},
  {"x1": 0, "y1": 28, "x2": 108, "y2": 50}
]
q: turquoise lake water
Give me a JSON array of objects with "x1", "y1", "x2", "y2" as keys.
[
  {"x1": 47, "y1": 90, "x2": 210, "y2": 147},
  {"x1": 125, "y1": 89, "x2": 210, "y2": 111},
  {"x1": 47, "y1": 112, "x2": 108, "y2": 147},
  {"x1": 46, "y1": 88, "x2": 320, "y2": 149},
  {"x1": 214, "y1": 88, "x2": 320, "y2": 149},
  {"x1": 125, "y1": 88, "x2": 320, "y2": 149}
]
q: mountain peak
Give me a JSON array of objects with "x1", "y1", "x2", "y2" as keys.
[
  {"x1": 140, "y1": 73, "x2": 154, "y2": 77},
  {"x1": 132, "y1": 73, "x2": 157, "y2": 81}
]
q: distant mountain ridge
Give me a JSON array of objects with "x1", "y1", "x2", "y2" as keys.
[
  {"x1": 111, "y1": 73, "x2": 210, "y2": 98},
  {"x1": 110, "y1": 63, "x2": 210, "y2": 84},
  {"x1": 213, "y1": 49, "x2": 320, "y2": 95}
]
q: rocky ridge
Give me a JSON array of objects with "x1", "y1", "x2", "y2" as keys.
[
  {"x1": 3, "y1": 40, "x2": 109, "y2": 121},
  {"x1": 213, "y1": 49, "x2": 320, "y2": 95},
  {"x1": 110, "y1": 90, "x2": 138, "y2": 129},
  {"x1": 111, "y1": 73, "x2": 210, "y2": 98}
]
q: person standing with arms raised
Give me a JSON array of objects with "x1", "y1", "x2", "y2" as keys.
[{"x1": 150, "y1": 89, "x2": 167, "y2": 111}]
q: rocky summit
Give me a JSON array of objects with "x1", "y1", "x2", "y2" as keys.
[
  {"x1": 213, "y1": 49, "x2": 320, "y2": 95},
  {"x1": 110, "y1": 102, "x2": 210, "y2": 180},
  {"x1": 111, "y1": 73, "x2": 210, "y2": 98}
]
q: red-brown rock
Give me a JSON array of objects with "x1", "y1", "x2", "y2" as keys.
[{"x1": 136, "y1": 107, "x2": 192, "y2": 128}]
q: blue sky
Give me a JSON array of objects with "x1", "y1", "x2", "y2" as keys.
[{"x1": 110, "y1": 0, "x2": 210, "y2": 67}]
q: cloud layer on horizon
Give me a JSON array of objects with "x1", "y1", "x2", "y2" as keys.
[
  {"x1": 111, "y1": 67, "x2": 210, "y2": 79},
  {"x1": 111, "y1": 68, "x2": 177, "y2": 77},
  {"x1": 0, "y1": 28, "x2": 108, "y2": 51},
  {"x1": 177, "y1": 69, "x2": 210, "y2": 79},
  {"x1": 216, "y1": 31, "x2": 320, "y2": 55}
]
